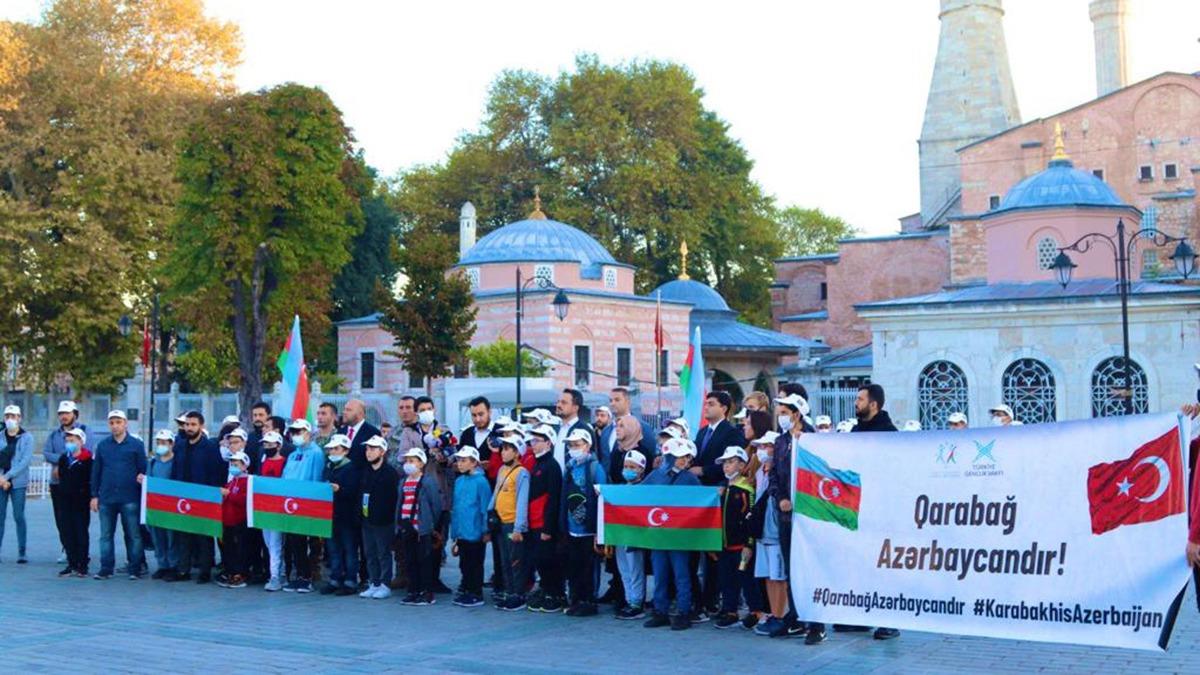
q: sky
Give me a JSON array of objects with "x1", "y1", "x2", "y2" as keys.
[{"x1": 5, "y1": 0, "x2": 1200, "y2": 235}]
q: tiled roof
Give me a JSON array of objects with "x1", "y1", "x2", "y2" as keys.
[{"x1": 856, "y1": 279, "x2": 1200, "y2": 310}]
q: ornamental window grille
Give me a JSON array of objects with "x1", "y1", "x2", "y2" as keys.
[
  {"x1": 1091, "y1": 357, "x2": 1148, "y2": 417},
  {"x1": 534, "y1": 264, "x2": 554, "y2": 285},
  {"x1": 603, "y1": 267, "x2": 617, "y2": 289},
  {"x1": 1001, "y1": 358, "x2": 1056, "y2": 424},
  {"x1": 465, "y1": 267, "x2": 480, "y2": 290},
  {"x1": 1036, "y1": 237, "x2": 1058, "y2": 270},
  {"x1": 917, "y1": 361, "x2": 969, "y2": 430}
]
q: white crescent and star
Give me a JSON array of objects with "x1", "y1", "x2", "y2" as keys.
[
  {"x1": 283, "y1": 497, "x2": 300, "y2": 515},
  {"x1": 647, "y1": 507, "x2": 669, "y2": 527},
  {"x1": 176, "y1": 498, "x2": 191, "y2": 514},
  {"x1": 816, "y1": 478, "x2": 841, "y2": 502},
  {"x1": 1116, "y1": 455, "x2": 1171, "y2": 503}
]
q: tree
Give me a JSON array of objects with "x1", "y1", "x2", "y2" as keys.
[
  {"x1": 774, "y1": 206, "x2": 857, "y2": 257},
  {"x1": 165, "y1": 83, "x2": 363, "y2": 418},
  {"x1": 0, "y1": 0, "x2": 240, "y2": 392},
  {"x1": 391, "y1": 55, "x2": 782, "y2": 325},
  {"x1": 331, "y1": 177, "x2": 399, "y2": 322},
  {"x1": 466, "y1": 340, "x2": 548, "y2": 378},
  {"x1": 377, "y1": 226, "x2": 477, "y2": 392}
]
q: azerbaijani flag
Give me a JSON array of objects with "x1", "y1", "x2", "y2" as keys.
[
  {"x1": 275, "y1": 315, "x2": 313, "y2": 424},
  {"x1": 679, "y1": 326, "x2": 705, "y2": 436},
  {"x1": 140, "y1": 477, "x2": 223, "y2": 538},
  {"x1": 247, "y1": 476, "x2": 333, "y2": 538},
  {"x1": 597, "y1": 484, "x2": 721, "y2": 551},
  {"x1": 793, "y1": 448, "x2": 862, "y2": 531}
]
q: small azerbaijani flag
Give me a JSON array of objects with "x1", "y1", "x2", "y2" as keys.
[
  {"x1": 275, "y1": 315, "x2": 313, "y2": 425},
  {"x1": 597, "y1": 484, "x2": 722, "y2": 551},
  {"x1": 793, "y1": 448, "x2": 862, "y2": 531},
  {"x1": 248, "y1": 476, "x2": 333, "y2": 538},
  {"x1": 141, "y1": 476, "x2": 223, "y2": 538},
  {"x1": 679, "y1": 326, "x2": 705, "y2": 436}
]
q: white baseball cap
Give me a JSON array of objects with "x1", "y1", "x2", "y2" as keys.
[
  {"x1": 563, "y1": 428, "x2": 593, "y2": 446},
  {"x1": 288, "y1": 418, "x2": 312, "y2": 432},
  {"x1": 662, "y1": 437, "x2": 697, "y2": 457},
  {"x1": 227, "y1": 428, "x2": 248, "y2": 441},
  {"x1": 814, "y1": 415, "x2": 832, "y2": 428},
  {"x1": 732, "y1": 408, "x2": 748, "y2": 420},
  {"x1": 364, "y1": 435, "x2": 388, "y2": 449},
  {"x1": 174, "y1": 413, "x2": 188, "y2": 424},
  {"x1": 773, "y1": 393, "x2": 810, "y2": 416},
  {"x1": 902, "y1": 420, "x2": 922, "y2": 432},
  {"x1": 228, "y1": 450, "x2": 250, "y2": 465},
  {"x1": 658, "y1": 425, "x2": 682, "y2": 440},
  {"x1": 154, "y1": 429, "x2": 175, "y2": 443},
  {"x1": 623, "y1": 450, "x2": 647, "y2": 468},
  {"x1": 324, "y1": 433, "x2": 351, "y2": 449},
  {"x1": 988, "y1": 404, "x2": 1015, "y2": 418},
  {"x1": 3, "y1": 404, "x2": 21, "y2": 417},
  {"x1": 494, "y1": 415, "x2": 514, "y2": 427},
  {"x1": 65, "y1": 427, "x2": 87, "y2": 445},
  {"x1": 221, "y1": 415, "x2": 240, "y2": 426},
  {"x1": 107, "y1": 409, "x2": 127, "y2": 421},
  {"x1": 667, "y1": 417, "x2": 691, "y2": 437},
  {"x1": 750, "y1": 431, "x2": 780, "y2": 446},
  {"x1": 528, "y1": 424, "x2": 557, "y2": 442},
  {"x1": 57, "y1": 401, "x2": 79, "y2": 414},
  {"x1": 715, "y1": 446, "x2": 748, "y2": 463},
  {"x1": 835, "y1": 420, "x2": 855, "y2": 433},
  {"x1": 947, "y1": 412, "x2": 968, "y2": 425},
  {"x1": 262, "y1": 431, "x2": 283, "y2": 445},
  {"x1": 402, "y1": 447, "x2": 428, "y2": 463},
  {"x1": 453, "y1": 446, "x2": 480, "y2": 462},
  {"x1": 596, "y1": 405, "x2": 611, "y2": 416}
]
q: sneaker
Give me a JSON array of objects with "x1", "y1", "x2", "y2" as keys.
[
  {"x1": 336, "y1": 585, "x2": 356, "y2": 596},
  {"x1": 320, "y1": 582, "x2": 339, "y2": 595},
  {"x1": 565, "y1": 602, "x2": 598, "y2": 617},
  {"x1": 538, "y1": 595, "x2": 564, "y2": 613},
  {"x1": 372, "y1": 585, "x2": 392, "y2": 600},
  {"x1": 785, "y1": 623, "x2": 807, "y2": 637},
  {"x1": 500, "y1": 596, "x2": 527, "y2": 612},
  {"x1": 227, "y1": 575, "x2": 247, "y2": 589},
  {"x1": 670, "y1": 615, "x2": 691, "y2": 631},
  {"x1": 94, "y1": 571, "x2": 113, "y2": 580},
  {"x1": 526, "y1": 590, "x2": 545, "y2": 612},
  {"x1": 216, "y1": 573, "x2": 231, "y2": 588},
  {"x1": 616, "y1": 605, "x2": 646, "y2": 620},
  {"x1": 454, "y1": 593, "x2": 483, "y2": 607},
  {"x1": 360, "y1": 584, "x2": 379, "y2": 599},
  {"x1": 415, "y1": 592, "x2": 435, "y2": 606},
  {"x1": 768, "y1": 620, "x2": 792, "y2": 638},
  {"x1": 714, "y1": 613, "x2": 740, "y2": 629},
  {"x1": 741, "y1": 613, "x2": 760, "y2": 630},
  {"x1": 58, "y1": 566, "x2": 74, "y2": 578},
  {"x1": 281, "y1": 579, "x2": 298, "y2": 592},
  {"x1": 400, "y1": 592, "x2": 422, "y2": 605},
  {"x1": 17, "y1": 555, "x2": 27, "y2": 564},
  {"x1": 873, "y1": 627, "x2": 901, "y2": 640},
  {"x1": 755, "y1": 617, "x2": 783, "y2": 637},
  {"x1": 689, "y1": 610, "x2": 710, "y2": 624},
  {"x1": 265, "y1": 577, "x2": 284, "y2": 592},
  {"x1": 294, "y1": 580, "x2": 313, "y2": 594},
  {"x1": 805, "y1": 626, "x2": 828, "y2": 645},
  {"x1": 643, "y1": 612, "x2": 671, "y2": 628}
]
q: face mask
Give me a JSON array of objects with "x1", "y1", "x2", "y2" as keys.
[
  {"x1": 992, "y1": 416, "x2": 1006, "y2": 427},
  {"x1": 264, "y1": 445, "x2": 280, "y2": 456},
  {"x1": 4, "y1": 419, "x2": 17, "y2": 431},
  {"x1": 724, "y1": 469, "x2": 740, "y2": 481},
  {"x1": 329, "y1": 454, "x2": 347, "y2": 465},
  {"x1": 403, "y1": 463, "x2": 419, "y2": 476},
  {"x1": 417, "y1": 410, "x2": 435, "y2": 426},
  {"x1": 155, "y1": 445, "x2": 171, "y2": 456},
  {"x1": 65, "y1": 441, "x2": 79, "y2": 453},
  {"x1": 290, "y1": 434, "x2": 305, "y2": 446},
  {"x1": 777, "y1": 415, "x2": 793, "y2": 432},
  {"x1": 229, "y1": 466, "x2": 243, "y2": 477},
  {"x1": 621, "y1": 468, "x2": 640, "y2": 482},
  {"x1": 756, "y1": 448, "x2": 771, "y2": 463},
  {"x1": 220, "y1": 447, "x2": 232, "y2": 461},
  {"x1": 568, "y1": 449, "x2": 586, "y2": 462}
]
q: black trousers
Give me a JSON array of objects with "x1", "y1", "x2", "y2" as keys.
[
  {"x1": 402, "y1": 527, "x2": 433, "y2": 594},
  {"x1": 62, "y1": 500, "x2": 90, "y2": 571},
  {"x1": 286, "y1": 534, "x2": 315, "y2": 580},
  {"x1": 176, "y1": 532, "x2": 214, "y2": 576},
  {"x1": 489, "y1": 522, "x2": 505, "y2": 590},
  {"x1": 222, "y1": 524, "x2": 248, "y2": 577},
  {"x1": 526, "y1": 530, "x2": 564, "y2": 596},
  {"x1": 689, "y1": 551, "x2": 721, "y2": 612},
  {"x1": 565, "y1": 535, "x2": 597, "y2": 605},
  {"x1": 458, "y1": 539, "x2": 485, "y2": 596}
]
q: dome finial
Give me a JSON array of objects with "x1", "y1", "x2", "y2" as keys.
[
  {"x1": 529, "y1": 186, "x2": 547, "y2": 220},
  {"x1": 1050, "y1": 121, "x2": 1069, "y2": 162},
  {"x1": 678, "y1": 240, "x2": 690, "y2": 280}
]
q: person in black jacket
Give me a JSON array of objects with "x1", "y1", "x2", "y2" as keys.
[
  {"x1": 57, "y1": 428, "x2": 92, "y2": 577},
  {"x1": 359, "y1": 436, "x2": 399, "y2": 599},
  {"x1": 169, "y1": 411, "x2": 225, "y2": 583},
  {"x1": 689, "y1": 391, "x2": 744, "y2": 617},
  {"x1": 523, "y1": 425, "x2": 564, "y2": 612},
  {"x1": 323, "y1": 438, "x2": 362, "y2": 596},
  {"x1": 341, "y1": 399, "x2": 381, "y2": 467}
]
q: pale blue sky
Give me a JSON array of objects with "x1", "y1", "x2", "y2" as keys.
[{"x1": 6, "y1": 0, "x2": 1199, "y2": 235}]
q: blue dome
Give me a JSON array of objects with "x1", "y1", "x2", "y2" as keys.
[
  {"x1": 996, "y1": 159, "x2": 1125, "y2": 212},
  {"x1": 652, "y1": 278, "x2": 732, "y2": 312},
  {"x1": 459, "y1": 218, "x2": 616, "y2": 278}
]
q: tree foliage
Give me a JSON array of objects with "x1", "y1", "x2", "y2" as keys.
[
  {"x1": 165, "y1": 83, "x2": 363, "y2": 416},
  {"x1": 467, "y1": 339, "x2": 548, "y2": 378},
  {"x1": 391, "y1": 55, "x2": 782, "y2": 326},
  {"x1": 774, "y1": 206, "x2": 857, "y2": 257},
  {"x1": 332, "y1": 174, "x2": 399, "y2": 322},
  {"x1": 377, "y1": 226, "x2": 477, "y2": 392},
  {"x1": 0, "y1": 0, "x2": 240, "y2": 393}
]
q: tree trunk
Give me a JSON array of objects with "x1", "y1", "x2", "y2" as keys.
[{"x1": 230, "y1": 244, "x2": 270, "y2": 425}]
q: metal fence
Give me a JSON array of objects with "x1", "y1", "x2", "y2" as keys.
[{"x1": 26, "y1": 464, "x2": 51, "y2": 499}]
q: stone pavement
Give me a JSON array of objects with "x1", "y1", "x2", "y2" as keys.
[{"x1": 2, "y1": 499, "x2": 1199, "y2": 674}]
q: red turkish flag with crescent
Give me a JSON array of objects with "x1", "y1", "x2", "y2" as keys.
[{"x1": 1086, "y1": 427, "x2": 1185, "y2": 535}]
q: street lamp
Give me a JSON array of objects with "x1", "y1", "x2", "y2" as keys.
[
  {"x1": 1053, "y1": 218, "x2": 1195, "y2": 414},
  {"x1": 514, "y1": 268, "x2": 569, "y2": 414},
  {"x1": 117, "y1": 314, "x2": 132, "y2": 337}
]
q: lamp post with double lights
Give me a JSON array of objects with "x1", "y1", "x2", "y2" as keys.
[{"x1": 514, "y1": 268, "x2": 570, "y2": 415}]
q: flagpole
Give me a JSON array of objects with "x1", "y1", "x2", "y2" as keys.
[
  {"x1": 141, "y1": 318, "x2": 149, "y2": 440},
  {"x1": 655, "y1": 290, "x2": 663, "y2": 425}
]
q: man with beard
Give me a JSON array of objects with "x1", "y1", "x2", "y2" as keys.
[
  {"x1": 341, "y1": 399, "x2": 380, "y2": 467},
  {"x1": 168, "y1": 410, "x2": 225, "y2": 583}
]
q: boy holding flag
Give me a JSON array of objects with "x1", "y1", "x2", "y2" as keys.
[
  {"x1": 218, "y1": 451, "x2": 251, "y2": 589},
  {"x1": 642, "y1": 438, "x2": 700, "y2": 631},
  {"x1": 281, "y1": 424, "x2": 327, "y2": 594}
]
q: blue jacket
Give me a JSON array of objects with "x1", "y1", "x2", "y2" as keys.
[
  {"x1": 560, "y1": 454, "x2": 606, "y2": 536},
  {"x1": 642, "y1": 464, "x2": 701, "y2": 487},
  {"x1": 169, "y1": 436, "x2": 225, "y2": 487},
  {"x1": 282, "y1": 442, "x2": 326, "y2": 482},
  {"x1": 1, "y1": 429, "x2": 34, "y2": 490},
  {"x1": 43, "y1": 423, "x2": 87, "y2": 485},
  {"x1": 90, "y1": 433, "x2": 147, "y2": 504},
  {"x1": 450, "y1": 468, "x2": 491, "y2": 542}
]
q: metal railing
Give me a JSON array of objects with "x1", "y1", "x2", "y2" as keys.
[{"x1": 26, "y1": 463, "x2": 51, "y2": 499}]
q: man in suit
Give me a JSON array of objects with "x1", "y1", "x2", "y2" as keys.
[
  {"x1": 688, "y1": 390, "x2": 744, "y2": 617},
  {"x1": 554, "y1": 388, "x2": 597, "y2": 470},
  {"x1": 340, "y1": 399, "x2": 380, "y2": 467}
]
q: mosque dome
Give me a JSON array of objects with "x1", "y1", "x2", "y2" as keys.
[
  {"x1": 652, "y1": 278, "x2": 733, "y2": 313},
  {"x1": 458, "y1": 218, "x2": 616, "y2": 278},
  {"x1": 993, "y1": 124, "x2": 1125, "y2": 213}
]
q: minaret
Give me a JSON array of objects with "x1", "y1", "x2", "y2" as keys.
[
  {"x1": 918, "y1": 0, "x2": 1021, "y2": 229},
  {"x1": 1089, "y1": 0, "x2": 1129, "y2": 97},
  {"x1": 458, "y1": 201, "x2": 476, "y2": 258}
]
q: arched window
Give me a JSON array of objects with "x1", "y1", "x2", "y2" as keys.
[
  {"x1": 917, "y1": 361, "x2": 969, "y2": 430},
  {"x1": 1002, "y1": 358, "x2": 1056, "y2": 424},
  {"x1": 1091, "y1": 357, "x2": 1149, "y2": 417},
  {"x1": 1036, "y1": 237, "x2": 1059, "y2": 270}
]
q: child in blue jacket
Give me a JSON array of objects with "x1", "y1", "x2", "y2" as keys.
[{"x1": 450, "y1": 446, "x2": 491, "y2": 607}]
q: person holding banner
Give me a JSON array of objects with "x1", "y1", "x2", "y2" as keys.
[
  {"x1": 146, "y1": 429, "x2": 180, "y2": 580},
  {"x1": 218, "y1": 451, "x2": 251, "y2": 588},
  {"x1": 281, "y1": 424, "x2": 327, "y2": 593},
  {"x1": 612, "y1": 449, "x2": 649, "y2": 620},
  {"x1": 169, "y1": 410, "x2": 224, "y2": 583},
  {"x1": 258, "y1": 430, "x2": 288, "y2": 592},
  {"x1": 643, "y1": 437, "x2": 702, "y2": 631}
]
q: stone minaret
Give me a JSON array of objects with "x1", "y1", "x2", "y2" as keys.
[
  {"x1": 1089, "y1": 0, "x2": 1129, "y2": 97},
  {"x1": 918, "y1": 0, "x2": 1021, "y2": 229},
  {"x1": 458, "y1": 201, "x2": 477, "y2": 258}
]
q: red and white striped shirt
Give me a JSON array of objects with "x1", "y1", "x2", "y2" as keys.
[{"x1": 399, "y1": 476, "x2": 420, "y2": 527}]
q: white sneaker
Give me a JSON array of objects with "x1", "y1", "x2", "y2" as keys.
[
  {"x1": 359, "y1": 584, "x2": 378, "y2": 598},
  {"x1": 372, "y1": 585, "x2": 392, "y2": 599}
]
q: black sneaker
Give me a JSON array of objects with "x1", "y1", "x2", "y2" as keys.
[
  {"x1": 873, "y1": 627, "x2": 901, "y2": 640},
  {"x1": 17, "y1": 555, "x2": 27, "y2": 564},
  {"x1": 670, "y1": 615, "x2": 691, "y2": 631},
  {"x1": 566, "y1": 602, "x2": 598, "y2": 617},
  {"x1": 500, "y1": 596, "x2": 527, "y2": 612},
  {"x1": 689, "y1": 610, "x2": 710, "y2": 624},
  {"x1": 805, "y1": 627, "x2": 828, "y2": 645},
  {"x1": 526, "y1": 590, "x2": 545, "y2": 612},
  {"x1": 215, "y1": 573, "x2": 231, "y2": 588},
  {"x1": 58, "y1": 566, "x2": 74, "y2": 577},
  {"x1": 741, "y1": 613, "x2": 760, "y2": 630},
  {"x1": 415, "y1": 592, "x2": 435, "y2": 606},
  {"x1": 616, "y1": 605, "x2": 645, "y2": 620},
  {"x1": 786, "y1": 622, "x2": 807, "y2": 637},
  {"x1": 400, "y1": 592, "x2": 422, "y2": 605},
  {"x1": 714, "y1": 613, "x2": 740, "y2": 629},
  {"x1": 454, "y1": 593, "x2": 484, "y2": 608},
  {"x1": 539, "y1": 595, "x2": 564, "y2": 613}
]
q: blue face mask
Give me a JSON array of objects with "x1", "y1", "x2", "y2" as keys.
[
  {"x1": 621, "y1": 468, "x2": 640, "y2": 482},
  {"x1": 229, "y1": 466, "x2": 243, "y2": 477},
  {"x1": 65, "y1": 441, "x2": 79, "y2": 453}
]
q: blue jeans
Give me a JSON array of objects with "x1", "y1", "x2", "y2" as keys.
[
  {"x1": 149, "y1": 526, "x2": 178, "y2": 571},
  {"x1": 615, "y1": 546, "x2": 645, "y2": 607},
  {"x1": 0, "y1": 487, "x2": 27, "y2": 557},
  {"x1": 98, "y1": 501, "x2": 144, "y2": 575},
  {"x1": 651, "y1": 549, "x2": 691, "y2": 616},
  {"x1": 325, "y1": 523, "x2": 360, "y2": 586}
]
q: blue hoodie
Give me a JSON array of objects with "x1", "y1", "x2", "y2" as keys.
[
  {"x1": 450, "y1": 468, "x2": 491, "y2": 542},
  {"x1": 560, "y1": 454, "x2": 606, "y2": 537},
  {"x1": 282, "y1": 441, "x2": 326, "y2": 482}
]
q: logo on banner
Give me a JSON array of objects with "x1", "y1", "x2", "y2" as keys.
[
  {"x1": 932, "y1": 439, "x2": 1003, "y2": 478},
  {"x1": 965, "y1": 439, "x2": 1004, "y2": 478}
]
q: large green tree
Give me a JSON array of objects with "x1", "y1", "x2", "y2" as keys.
[
  {"x1": 774, "y1": 206, "x2": 857, "y2": 257},
  {"x1": 165, "y1": 83, "x2": 363, "y2": 416},
  {"x1": 0, "y1": 0, "x2": 240, "y2": 392},
  {"x1": 391, "y1": 55, "x2": 782, "y2": 325}
]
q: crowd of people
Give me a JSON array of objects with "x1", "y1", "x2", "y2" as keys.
[{"x1": 0, "y1": 382, "x2": 1184, "y2": 645}]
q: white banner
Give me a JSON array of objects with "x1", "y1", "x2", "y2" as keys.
[{"x1": 788, "y1": 413, "x2": 1191, "y2": 651}]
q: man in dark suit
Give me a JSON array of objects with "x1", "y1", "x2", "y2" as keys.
[
  {"x1": 340, "y1": 398, "x2": 380, "y2": 467},
  {"x1": 688, "y1": 390, "x2": 744, "y2": 617},
  {"x1": 555, "y1": 388, "x2": 597, "y2": 469}
]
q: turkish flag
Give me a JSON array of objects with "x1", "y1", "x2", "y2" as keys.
[{"x1": 1086, "y1": 427, "x2": 1185, "y2": 535}]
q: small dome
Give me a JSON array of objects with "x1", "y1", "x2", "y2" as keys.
[
  {"x1": 996, "y1": 158, "x2": 1125, "y2": 212},
  {"x1": 652, "y1": 278, "x2": 732, "y2": 312},
  {"x1": 458, "y1": 218, "x2": 616, "y2": 278}
]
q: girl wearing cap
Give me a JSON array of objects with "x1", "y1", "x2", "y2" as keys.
[
  {"x1": 57, "y1": 428, "x2": 92, "y2": 577},
  {"x1": 218, "y1": 452, "x2": 251, "y2": 589},
  {"x1": 147, "y1": 429, "x2": 181, "y2": 579},
  {"x1": 713, "y1": 447, "x2": 755, "y2": 630}
]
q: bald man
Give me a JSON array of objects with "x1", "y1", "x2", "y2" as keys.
[{"x1": 340, "y1": 399, "x2": 380, "y2": 467}]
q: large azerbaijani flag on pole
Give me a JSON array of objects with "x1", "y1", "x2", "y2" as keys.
[
  {"x1": 793, "y1": 447, "x2": 862, "y2": 531},
  {"x1": 679, "y1": 326, "x2": 705, "y2": 437},
  {"x1": 140, "y1": 477, "x2": 223, "y2": 537},
  {"x1": 597, "y1": 484, "x2": 722, "y2": 551},
  {"x1": 248, "y1": 476, "x2": 333, "y2": 538},
  {"x1": 276, "y1": 315, "x2": 313, "y2": 425}
]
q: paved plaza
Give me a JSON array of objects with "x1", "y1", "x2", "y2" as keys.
[{"x1": 1, "y1": 499, "x2": 1199, "y2": 674}]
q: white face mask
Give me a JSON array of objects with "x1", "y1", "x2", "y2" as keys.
[
  {"x1": 992, "y1": 416, "x2": 1007, "y2": 427},
  {"x1": 777, "y1": 415, "x2": 793, "y2": 432},
  {"x1": 417, "y1": 410, "x2": 435, "y2": 426},
  {"x1": 756, "y1": 448, "x2": 771, "y2": 463},
  {"x1": 4, "y1": 419, "x2": 17, "y2": 431},
  {"x1": 291, "y1": 434, "x2": 306, "y2": 446},
  {"x1": 219, "y1": 447, "x2": 232, "y2": 461},
  {"x1": 568, "y1": 448, "x2": 586, "y2": 462},
  {"x1": 723, "y1": 469, "x2": 739, "y2": 480},
  {"x1": 403, "y1": 463, "x2": 419, "y2": 476}
]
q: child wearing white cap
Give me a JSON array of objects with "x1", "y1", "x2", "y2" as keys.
[
  {"x1": 713, "y1": 447, "x2": 755, "y2": 630},
  {"x1": 642, "y1": 437, "x2": 701, "y2": 631},
  {"x1": 613, "y1": 449, "x2": 648, "y2": 621},
  {"x1": 449, "y1": 446, "x2": 491, "y2": 607},
  {"x1": 146, "y1": 429, "x2": 181, "y2": 579},
  {"x1": 398, "y1": 447, "x2": 443, "y2": 606},
  {"x1": 217, "y1": 451, "x2": 251, "y2": 588},
  {"x1": 57, "y1": 428, "x2": 93, "y2": 577}
]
